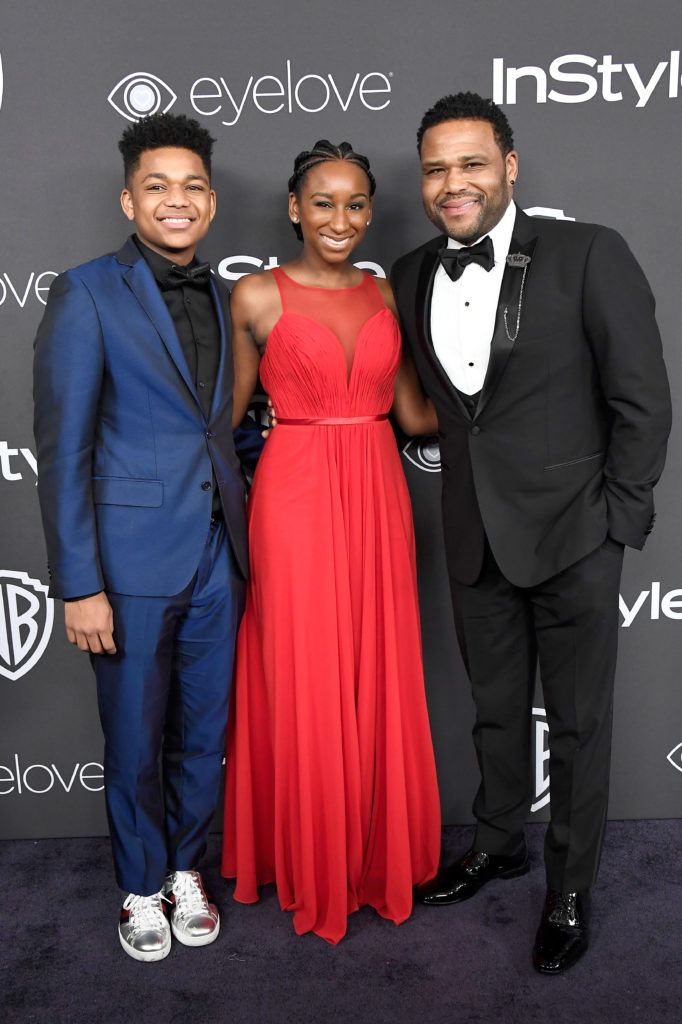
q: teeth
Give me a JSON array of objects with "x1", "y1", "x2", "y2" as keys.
[{"x1": 162, "y1": 218, "x2": 191, "y2": 223}]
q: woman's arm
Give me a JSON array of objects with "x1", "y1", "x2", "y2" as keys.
[
  {"x1": 231, "y1": 276, "x2": 265, "y2": 428},
  {"x1": 375, "y1": 276, "x2": 438, "y2": 436}
]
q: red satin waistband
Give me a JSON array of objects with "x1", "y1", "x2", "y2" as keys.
[{"x1": 277, "y1": 414, "x2": 389, "y2": 426}]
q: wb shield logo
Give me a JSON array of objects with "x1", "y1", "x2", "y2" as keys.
[
  {"x1": 402, "y1": 436, "x2": 441, "y2": 473},
  {"x1": 0, "y1": 571, "x2": 54, "y2": 681},
  {"x1": 531, "y1": 707, "x2": 550, "y2": 812}
]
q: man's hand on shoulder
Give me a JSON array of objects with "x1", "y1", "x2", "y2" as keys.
[{"x1": 64, "y1": 592, "x2": 116, "y2": 655}]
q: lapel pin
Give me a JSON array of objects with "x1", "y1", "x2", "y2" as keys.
[{"x1": 506, "y1": 253, "x2": 532, "y2": 268}]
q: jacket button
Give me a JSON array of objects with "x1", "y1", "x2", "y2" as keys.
[
  {"x1": 201, "y1": 480, "x2": 211, "y2": 491},
  {"x1": 471, "y1": 425, "x2": 481, "y2": 436},
  {"x1": 205, "y1": 431, "x2": 215, "y2": 439}
]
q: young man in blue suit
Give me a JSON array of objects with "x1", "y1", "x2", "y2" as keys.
[{"x1": 33, "y1": 114, "x2": 259, "y2": 961}]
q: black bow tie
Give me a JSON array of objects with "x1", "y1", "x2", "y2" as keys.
[
  {"x1": 163, "y1": 261, "x2": 212, "y2": 290},
  {"x1": 438, "y1": 236, "x2": 495, "y2": 282}
]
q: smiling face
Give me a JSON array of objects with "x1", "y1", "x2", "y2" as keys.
[
  {"x1": 289, "y1": 160, "x2": 372, "y2": 265},
  {"x1": 420, "y1": 119, "x2": 517, "y2": 244},
  {"x1": 120, "y1": 146, "x2": 216, "y2": 264}
]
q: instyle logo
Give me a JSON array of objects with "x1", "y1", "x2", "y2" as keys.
[
  {"x1": 216, "y1": 255, "x2": 385, "y2": 282},
  {"x1": 0, "y1": 755, "x2": 103, "y2": 795},
  {"x1": 0, "y1": 271, "x2": 57, "y2": 308},
  {"x1": 0, "y1": 443, "x2": 37, "y2": 483},
  {"x1": 109, "y1": 63, "x2": 392, "y2": 127},
  {"x1": 619, "y1": 583, "x2": 682, "y2": 627},
  {"x1": 493, "y1": 51, "x2": 682, "y2": 108},
  {"x1": 108, "y1": 72, "x2": 177, "y2": 121},
  {"x1": 0, "y1": 571, "x2": 54, "y2": 681},
  {"x1": 667, "y1": 742, "x2": 682, "y2": 773},
  {"x1": 531, "y1": 707, "x2": 550, "y2": 813}
]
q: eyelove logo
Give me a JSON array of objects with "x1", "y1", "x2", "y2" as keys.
[
  {"x1": 0, "y1": 443, "x2": 37, "y2": 483},
  {"x1": 0, "y1": 754, "x2": 103, "y2": 795},
  {"x1": 108, "y1": 72, "x2": 177, "y2": 122},
  {"x1": 0, "y1": 571, "x2": 54, "y2": 681},
  {"x1": 619, "y1": 583, "x2": 682, "y2": 627},
  {"x1": 667, "y1": 743, "x2": 682, "y2": 773},
  {"x1": 493, "y1": 51, "x2": 682, "y2": 108},
  {"x1": 109, "y1": 62, "x2": 392, "y2": 126},
  {"x1": 402, "y1": 438, "x2": 441, "y2": 473},
  {"x1": 0, "y1": 271, "x2": 57, "y2": 308}
]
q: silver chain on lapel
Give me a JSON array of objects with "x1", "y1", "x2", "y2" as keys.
[{"x1": 503, "y1": 253, "x2": 531, "y2": 343}]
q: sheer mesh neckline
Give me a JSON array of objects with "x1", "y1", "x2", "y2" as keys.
[
  {"x1": 271, "y1": 266, "x2": 386, "y2": 377},
  {"x1": 275, "y1": 267, "x2": 369, "y2": 292}
]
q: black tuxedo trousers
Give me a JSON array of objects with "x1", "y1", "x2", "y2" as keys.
[{"x1": 451, "y1": 536, "x2": 623, "y2": 891}]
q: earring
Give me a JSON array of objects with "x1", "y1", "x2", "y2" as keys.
[
  {"x1": 292, "y1": 216, "x2": 299, "y2": 223},
  {"x1": 509, "y1": 178, "x2": 516, "y2": 185},
  {"x1": 366, "y1": 221, "x2": 371, "y2": 226}
]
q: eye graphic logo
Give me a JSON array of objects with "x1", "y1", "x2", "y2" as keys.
[
  {"x1": 108, "y1": 73, "x2": 177, "y2": 121},
  {"x1": 667, "y1": 742, "x2": 682, "y2": 773},
  {"x1": 402, "y1": 436, "x2": 441, "y2": 473},
  {"x1": 531, "y1": 707, "x2": 550, "y2": 812},
  {"x1": 0, "y1": 571, "x2": 54, "y2": 681}
]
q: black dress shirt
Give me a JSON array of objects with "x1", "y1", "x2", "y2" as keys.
[{"x1": 134, "y1": 236, "x2": 219, "y2": 419}]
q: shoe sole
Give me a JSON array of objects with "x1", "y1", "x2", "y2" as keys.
[
  {"x1": 119, "y1": 931, "x2": 171, "y2": 962},
  {"x1": 422, "y1": 861, "x2": 530, "y2": 906},
  {"x1": 171, "y1": 918, "x2": 220, "y2": 947}
]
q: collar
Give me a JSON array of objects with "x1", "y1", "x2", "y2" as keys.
[
  {"x1": 133, "y1": 235, "x2": 199, "y2": 288},
  {"x1": 445, "y1": 200, "x2": 517, "y2": 266}
]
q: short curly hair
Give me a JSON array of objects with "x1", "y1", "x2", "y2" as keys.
[
  {"x1": 287, "y1": 140, "x2": 376, "y2": 241},
  {"x1": 118, "y1": 113, "x2": 215, "y2": 182},
  {"x1": 417, "y1": 92, "x2": 514, "y2": 156}
]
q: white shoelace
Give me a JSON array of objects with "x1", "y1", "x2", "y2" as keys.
[
  {"x1": 172, "y1": 871, "x2": 210, "y2": 921},
  {"x1": 123, "y1": 892, "x2": 167, "y2": 934}
]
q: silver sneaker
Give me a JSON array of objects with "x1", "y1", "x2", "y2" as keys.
[
  {"x1": 165, "y1": 870, "x2": 220, "y2": 947},
  {"x1": 119, "y1": 891, "x2": 171, "y2": 962}
]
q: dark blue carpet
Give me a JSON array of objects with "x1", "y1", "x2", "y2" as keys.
[{"x1": 1, "y1": 821, "x2": 680, "y2": 1024}]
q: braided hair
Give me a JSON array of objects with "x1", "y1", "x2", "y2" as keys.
[{"x1": 288, "y1": 140, "x2": 376, "y2": 241}]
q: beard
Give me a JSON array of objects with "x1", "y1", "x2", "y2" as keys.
[{"x1": 427, "y1": 182, "x2": 511, "y2": 243}]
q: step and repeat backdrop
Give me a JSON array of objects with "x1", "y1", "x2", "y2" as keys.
[{"x1": 1, "y1": 0, "x2": 681, "y2": 838}]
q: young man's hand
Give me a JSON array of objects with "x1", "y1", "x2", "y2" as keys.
[{"x1": 64, "y1": 592, "x2": 117, "y2": 655}]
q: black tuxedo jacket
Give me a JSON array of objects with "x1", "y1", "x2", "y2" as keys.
[{"x1": 391, "y1": 208, "x2": 672, "y2": 587}]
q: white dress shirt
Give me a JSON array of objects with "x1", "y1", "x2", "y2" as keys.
[{"x1": 430, "y1": 200, "x2": 517, "y2": 395}]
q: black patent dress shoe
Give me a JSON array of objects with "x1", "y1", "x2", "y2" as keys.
[
  {"x1": 532, "y1": 889, "x2": 589, "y2": 974},
  {"x1": 418, "y1": 847, "x2": 529, "y2": 906}
]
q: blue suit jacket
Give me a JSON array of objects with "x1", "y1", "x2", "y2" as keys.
[{"x1": 33, "y1": 237, "x2": 250, "y2": 599}]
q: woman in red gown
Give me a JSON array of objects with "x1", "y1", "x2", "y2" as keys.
[{"x1": 221, "y1": 141, "x2": 441, "y2": 943}]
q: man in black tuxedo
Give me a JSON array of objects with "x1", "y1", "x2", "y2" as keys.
[{"x1": 391, "y1": 92, "x2": 671, "y2": 973}]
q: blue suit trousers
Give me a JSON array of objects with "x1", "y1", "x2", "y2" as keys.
[{"x1": 94, "y1": 521, "x2": 245, "y2": 896}]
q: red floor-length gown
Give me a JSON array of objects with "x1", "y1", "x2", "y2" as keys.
[{"x1": 221, "y1": 267, "x2": 441, "y2": 943}]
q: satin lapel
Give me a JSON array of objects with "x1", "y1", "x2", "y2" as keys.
[
  {"x1": 415, "y1": 243, "x2": 471, "y2": 420},
  {"x1": 474, "y1": 225, "x2": 538, "y2": 421},
  {"x1": 209, "y1": 277, "x2": 229, "y2": 420},
  {"x1": 123, "y1": 257, "x2": 200, "y2": 408}
]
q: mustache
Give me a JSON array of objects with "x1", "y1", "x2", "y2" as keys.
[{"x1": 437, "y1": 192, "x2": 481, "y2": 207}]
